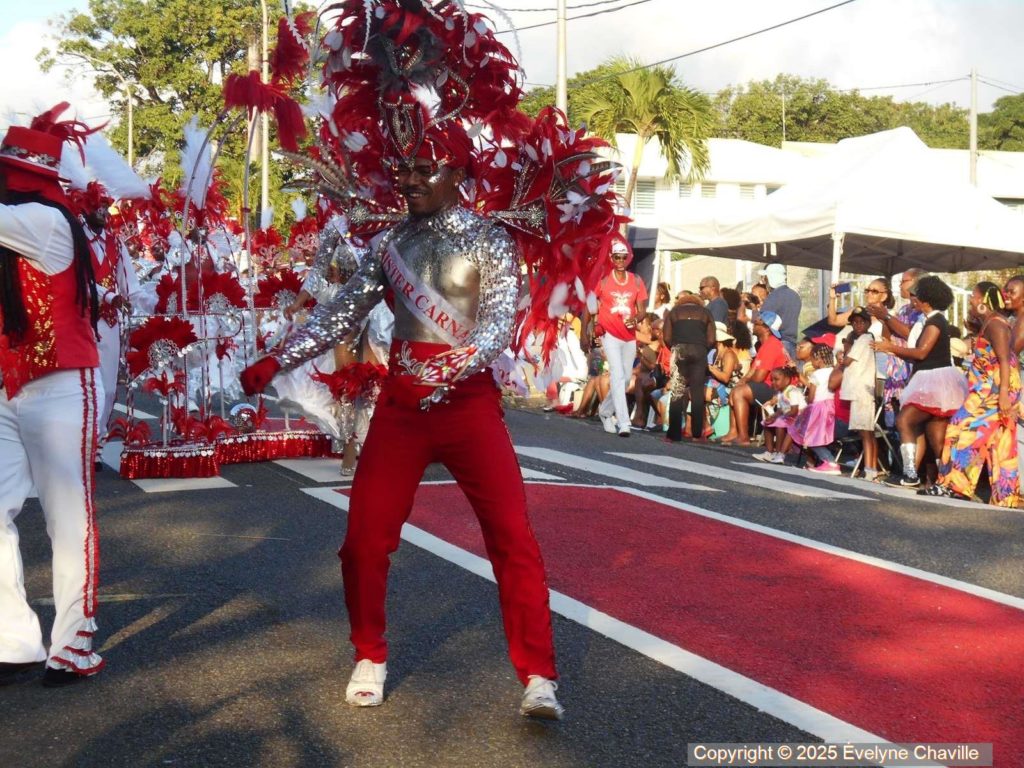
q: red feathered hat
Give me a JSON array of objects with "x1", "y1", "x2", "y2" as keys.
[{"x1": 0, "y1": 103, "x2": 101, "y2": 205}]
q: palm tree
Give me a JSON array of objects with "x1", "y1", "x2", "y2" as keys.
[{"x1": 575, "y1": 57, "x2": 714, "y2": 209}]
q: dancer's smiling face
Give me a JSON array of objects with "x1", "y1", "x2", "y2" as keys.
[{"x1": 398, "y1": 160, "x2": 465, "y2": 218}]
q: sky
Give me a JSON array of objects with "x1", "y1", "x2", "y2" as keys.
[{"x1": 2, "y1": 0, "x2": 1022, "y2": 130}]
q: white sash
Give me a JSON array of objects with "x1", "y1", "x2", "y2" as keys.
[{"x1": 381, "y1": 243, "x2": 476, "y2": 346}]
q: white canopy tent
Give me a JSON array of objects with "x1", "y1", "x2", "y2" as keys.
[{"x1": 656, "y1": 128, "x2": 1024, "y2": 277}]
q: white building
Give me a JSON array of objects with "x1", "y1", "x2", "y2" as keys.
[{"x1": 610, "y1": 132, "x2": 1024, "y2": 312}]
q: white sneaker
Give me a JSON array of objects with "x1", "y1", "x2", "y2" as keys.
[
  {"x1": 345, "y1": 659, "x2": 387, "y2": 707},
  {"x1": 752, "y1": 451, "x2": 773, "y2": 462},
  {"x1": 520, "y1": 675, "x2": 564, "y2": 720},
  {"x1": 768, "y1": 452, "x2": 786, "y2": 464},
  {"x1": 600, "y1": 414, "x2": 618, "y2": 434}
]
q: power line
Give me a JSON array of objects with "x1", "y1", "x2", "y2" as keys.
[
  {"x1": 904, "y1": 82, "x2": 965, "y2": 103},
  {"x1": 836, "y1": 77, "x2": 967, "y2": 93},
  {"x1": 978, "y1": 78, "x2": 1020, "y2": 95},
  {"x1": 977, "y1": 73, "x2": 1024, "y2": 92},
  {"x1": 494, "y1": 0, "x2": 655, "y2": 34},
  {"x1": 573, "y1": 0, "x2": 859, "y2": 85},
  {"x1": 469, "y1": 0, "x2": 632, "y2": 12}
]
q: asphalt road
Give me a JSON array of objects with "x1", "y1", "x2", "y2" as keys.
[{"x1": 2, "y1": 405, "x2": 1022, "y2": 768}]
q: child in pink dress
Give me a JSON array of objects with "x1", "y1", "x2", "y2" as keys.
[
  {"x1": 754, "y1": 366, "x2": 804, "y2": 463},
  {"x1": 789, "y1": 344, "x2": 840, "y2": 474}
]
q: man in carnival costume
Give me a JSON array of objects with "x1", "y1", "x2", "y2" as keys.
[
  {"x1": 238, "y1": 0, "x2": 626, "y2": 719},
  {"x1": 69, "y1": 177, "x2": 145, "y2": 463},
  {"x1": 0, "y1": 104, "x2": 106, "y2": 687}
]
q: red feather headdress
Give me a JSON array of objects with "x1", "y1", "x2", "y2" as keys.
[{"x1": 126, "y1": 316, "x2": 199, "y2": 378}]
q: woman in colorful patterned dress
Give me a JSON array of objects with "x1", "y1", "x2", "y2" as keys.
[
  {"x1": 1004, "y1": 275, "x2": 1024, "y2": 498},
  {"x1": 925, "y1": 282, "x2": 1019, "y2": 505}
]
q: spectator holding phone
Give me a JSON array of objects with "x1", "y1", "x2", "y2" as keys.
[
  {"x1": 873, "y1": 275, "x2": 966, "y2": 487},
  {"x1": 867, "y1": 269, "x2": 926, "y2": 426}
]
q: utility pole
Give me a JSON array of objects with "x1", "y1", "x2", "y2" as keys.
[
  {"x1": 781, "y1": 87, "x2": 787, "y2": 144},
  {"x1": 555, "y1": 0, "x2": 567, "y2": 114},
  {"x1": 260, "y1": 0, "x2": 271, "y2": 217},
  {"x1": 125, "y1": 83, "x2": 133, "y2": 167},
  {"x1": 969, "y1": 67, "x2": 978, "y2": 186}
]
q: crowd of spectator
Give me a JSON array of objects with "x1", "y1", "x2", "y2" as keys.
[{"x1": 542, "y1": 251, "x2": 1024, "y2": 508}]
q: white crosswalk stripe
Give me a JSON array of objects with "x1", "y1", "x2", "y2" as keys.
[
  {"x1": 731, "y1": 461, "x2": 992, "y2": 510},
  {"x1": 515, "y1": 447, "x2": 720, "y2": 492},
  {"x1": 611, "y1": 453, "x2": 873, "y2": 501}
]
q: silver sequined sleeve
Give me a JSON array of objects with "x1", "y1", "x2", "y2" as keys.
[
  {"x1": 301, "y1": 226, "x2": 340, "y2": 297},
  {"x1": 274, "y1": 248, "x2": 386, "y2": 372},
  {"x1": 460, "y1": 222, "x2": 521, "y2": 379}
]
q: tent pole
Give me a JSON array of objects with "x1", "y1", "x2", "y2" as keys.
[{"x1": 831, "y1": 232, "x2": 844, "y2": 279}]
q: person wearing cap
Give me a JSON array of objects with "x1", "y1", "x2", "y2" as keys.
[
  {"x1": 759, "y1": 262, "x2": 801, "y2": 359},
  {"x1": 583, "y1": 243, "x2": 649, "y2": 437},
  {"x1": 830, "y1": 307, "x2": 880, "y2": 480},
  {"x1": 240, "y1": 121, "x2": 563, "y2": 719},
  {"x1": 0, "y1": 105, "x2": 106, "y2": 687},
  {"x1": 719, "y1": 310, "x2": 789, "y2": 445}
]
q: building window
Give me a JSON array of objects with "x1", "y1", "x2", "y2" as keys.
[
  {"x1": 679, "y1": 182, "x2": 694, "y2": 198},
  {"x1": 635, "y1": 180, "x2": 656, "y2": 212},
  {"x1": 701, "y1": 183, "x2": 716, "y2": 199},
  {"x1": 739, "y1": 183, "x2": 756, "y2": 199}
]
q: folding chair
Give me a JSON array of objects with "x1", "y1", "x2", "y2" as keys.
[{"x1": 835, "y1": 398, "x2": 897, "y2": 478}]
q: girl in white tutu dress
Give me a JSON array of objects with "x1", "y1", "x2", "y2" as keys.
[
  {"x1": 873, "y1": 275, "x2": 967, "y2": 487},
  {"x1": 753, "y1": 366, "x2": 804, "y2": 463}
]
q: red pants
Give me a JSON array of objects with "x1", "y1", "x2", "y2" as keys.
[{"x1": 339, "y1": 341, "x2": 557, "y2": 684}]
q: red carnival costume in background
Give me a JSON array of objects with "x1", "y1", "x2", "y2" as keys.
[
  {"x1": 0, "y1": 105, "x2": 105, "y2": 686},
  {"x1": 74, "y1": 183, "x2": 145, "y2": 444}
]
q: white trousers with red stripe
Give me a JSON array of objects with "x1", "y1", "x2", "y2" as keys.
[
  {"x1": 0, "y1": 368, "x2": 105, "y2": 674},
  {"x1": 96, "y1": 320, "x2": 120, "y2": 439}
]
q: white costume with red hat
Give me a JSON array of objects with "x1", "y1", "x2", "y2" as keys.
[{"x1": 0, "y1": 106, "x2": 105, "y2": 679}]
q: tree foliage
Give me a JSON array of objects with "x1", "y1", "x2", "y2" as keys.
[
  {"x1": 713, "y1": 74, "x2": 970, "y2": 149},
  {"x1": 38, "y1": 0, "x2": 298, "y2": 226},
  {"x1": 979, "y1": 93, "x2": 1024, "y2": 151},
  {"x1": 567, "y1": 57, "x2": 713, "y2": 206}
]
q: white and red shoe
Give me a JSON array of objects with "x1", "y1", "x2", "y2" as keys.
[{"x1": 345, "y1": 659, "x2": 387, "y2": 707}]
